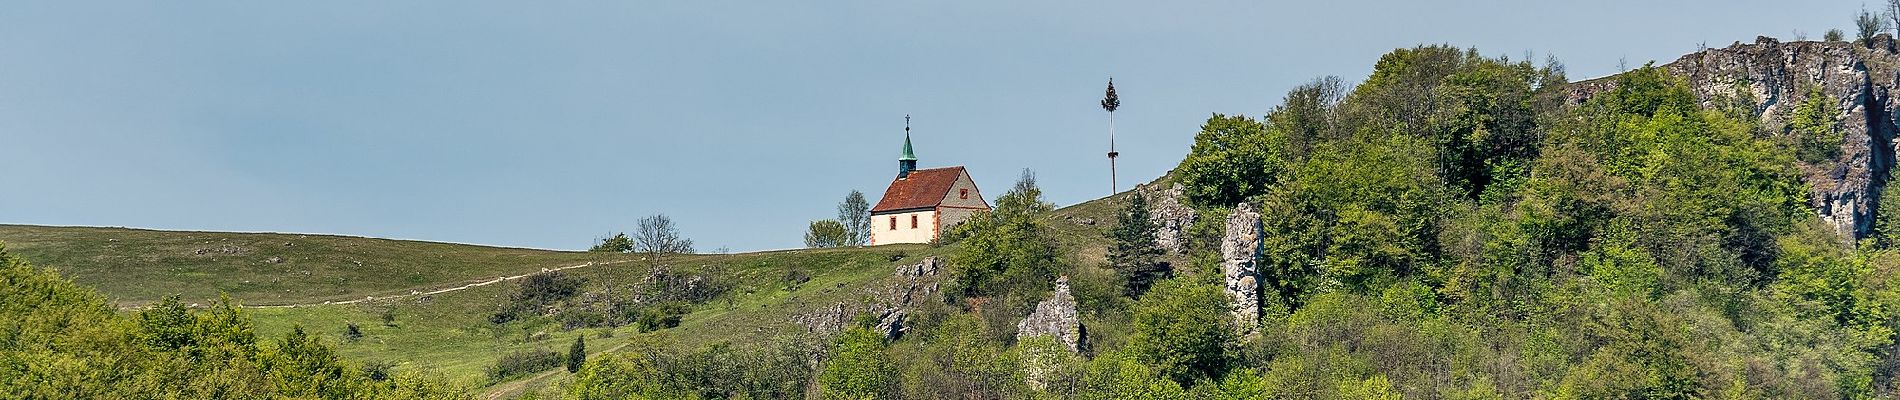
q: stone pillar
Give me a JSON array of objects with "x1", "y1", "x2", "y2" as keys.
[
  {"x1": 1221, "y1": 202, "x2": 1263, "y2": 338},
  {"x1": 1017, "y1": 276, "x2": 1084, "y2": 353}
]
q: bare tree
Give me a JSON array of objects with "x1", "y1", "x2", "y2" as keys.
[
  {"x1": 1887, "y1": 0, "x2": 1900, "y2": 37},
  {"x1": 634, "y1": 214, "x2": 693, "y2": 265},
  {"x1": 837, "y1": 190, "x2": 871, "y2": 246}
]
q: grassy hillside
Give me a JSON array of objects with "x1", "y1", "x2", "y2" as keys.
[
  {"x1": 1, "y1": 201, "x2": 1111, "y2": 396},
  {"x1": 0, "y1": 225, "x2": 633, "y2": 306},
  {"x1": 245, "y1": 244, "x2": 945, "y2": 397}
]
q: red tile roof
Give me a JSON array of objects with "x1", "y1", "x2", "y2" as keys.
[{"x1": 871, "y1": 166, "x2": 966, "y2": 214}]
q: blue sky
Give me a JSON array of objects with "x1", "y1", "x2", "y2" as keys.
[{"x1": 0, "y1": 1, "x2": 1863, "y2": 251}]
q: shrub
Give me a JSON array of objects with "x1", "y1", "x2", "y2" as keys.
[
  {"x1": 362, "y1": 360, "x2": 396, "y2": 381},
  {"x1": 635, "y1": 302, "x2": 691, "y2": 332},
  {"x1": 488, "y1": 349, "x2": 564, "y2": 381},
  {"x1": 343, "y1": 322, "x2": 363, "y2": 342},
  {"x1": 1126, "y1": 279, "x2": 1236, "y2": 386},
  {"x1": 589, "y1": 232, "x2": 633, "y2": 253},
  {"x1": 492, "y1": 271, "x2": 586, "y2": 324},
  {"x1": 818, "y1": 327, "x2": 897, "y2": 399}
]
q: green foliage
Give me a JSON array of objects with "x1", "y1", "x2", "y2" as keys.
[
  {"x1": 893, "y1": 314, "x2": 1026, "y2": 398},
  {"x1": 0, "y1": 245, "x2": 467, "y2": 398},
  {"x1": 492, "y1": 271, "x2": 585, "y2": 324},
  {"x1": 1861, "y1": 6, "x2": 1889, "y2": 44},
  {"x1": 818, "y1": 326, "x2": 896, "y2": 399},
  {"x1": 1788, "y1": 86, "x2": 1841, "y2": 163},
  {"x1": 564, "y1": 335, "x2": 818, "y2": 399},
  {"x1": 1270, "y1": 76, "x2": 1348, "y2": 158},
  {"x1": 1107, "y1": 193, "x2": 1169, "y2": 297},
  {"x1": 566, "y1": 336, "x2": 586, "y2": 373},
  {"x1": 566, "y1": 348, "x2": 675, "y2": 400},
  {"x1": 1348, "y1": 46, "x2": 1544, "y2": 199},
  {"x1": 1177, "y1": 114, "x2": 1286, "y2": 208},
  {"x1": 805, "y1": 219, "x2": 851, "y2": 248},
  {"x1": 634, "y1": 302, "x2": 690, "y2": 332},
  {"x1": 487, "y1": 349, "x2": 563, "y2": 382},
  {"x1": 1827, "y1": 28, "x2": 1847, "y2": 42},
  {"x1": 1126, "y1": 279, "x2": 1236, "y2": 386},
  {"x1": 380, "y1": 306, "x2": 397, "y2": 327},
  {"x1": 1878, "y1": 170, "x2": 1900, "y2": 248},
  {"x1": 946, "y1": 169, "x2": 1061, "y2": 298},
  {"x1": 1062, "y1": 351, "x2": 1188, "y2": 399},
  {"x1": 589, "y1": 232, "x2": 633, "y2": 253},
  {"x1": 1258, "y1": 134, "x2": 1445, "y2": 307}
]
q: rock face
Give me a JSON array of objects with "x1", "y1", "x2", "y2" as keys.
[
  {"x1": 1016, "y1": 276, "x2": 1084, "y2": 353},
  {"x1": 790, "y1": 256, "x2": 945, "y2": 340},
  {"x1": 1221, "y1": 203, "x2": 1264, "y2": 338},
  {"x1": 1569, "y1": 36, "x2": 1900, "y2": 240},
  {"x1": 1139, "y1": 182, "x2": 1199, "y2": 253}
]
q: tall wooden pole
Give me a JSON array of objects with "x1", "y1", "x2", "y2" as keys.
[
  {"x1": 1101, "y1": 78, "x2": 1121, "y2": 195},
  {"x1": 1109, "y1": 111, "x2": 1118, "y2": 193}
]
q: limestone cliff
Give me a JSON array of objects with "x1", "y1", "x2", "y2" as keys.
[{"x1": 1569, "y1": 35, "x2": 1900, "y2": 240}]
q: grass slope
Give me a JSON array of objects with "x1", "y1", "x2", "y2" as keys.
[
  {"x1": 241, "y1": 244, "x2": 944, "y2": 396},
  {"x1": 3, "y1": 183, "x2": 1147, "y2": 397},
  {"x1": 0, "y1": 225, "x2": 633, "y2": 306}
]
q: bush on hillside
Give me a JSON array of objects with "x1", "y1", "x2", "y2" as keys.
[
  {"x1": 589, "y1": 232, "x2": 633, "y2": 253},
  {"x1": 491, "y1": 271, "x2": 586, "y2": 324},
  {"x1": 486, "y1": 349, "x2": 564, "y2": 382}
]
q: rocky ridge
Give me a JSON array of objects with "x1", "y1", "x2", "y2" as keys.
[
  {"x1": 789, "y1": 256, "x2": 945, "y2": 340},
  {"x1": 1569, "y1": 36, "x2": 1900, "y2": 240}
]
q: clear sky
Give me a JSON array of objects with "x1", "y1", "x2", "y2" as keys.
[{"x1": 0, "y1": 1, "x2": 1866, "y2": 251}]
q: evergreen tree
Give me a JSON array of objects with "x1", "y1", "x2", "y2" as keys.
[
  {"x1": 1877, "y1": 170, "x2": 1900, "y2": 249},
  {"x1": 568, "y1": 336, "x2": 587, "y2": 373},
  {"x1": 1107, "y1": 193, "x2": 1168, "y2": 297}
]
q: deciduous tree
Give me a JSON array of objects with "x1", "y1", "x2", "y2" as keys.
[
  {"x1": 805, "y1": 219, "x2": 850, "y2": 248},
  {"x1": 838, "y1": 190, "x2": 872, "y2": 246}
]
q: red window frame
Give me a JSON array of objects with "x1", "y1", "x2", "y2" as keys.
[
  {"x1": 960, "y1": 189, "x2": 968, "y2": 199},
  {"x1": 889, "y1": 216, "x2": 897, "y2": 230},
  {"x1": 910, "y1": 215, "x2": 918, "y2": 229}
]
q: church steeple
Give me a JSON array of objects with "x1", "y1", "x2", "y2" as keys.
[{"x1": 898, "y1": 115, "x2": 918, "y2": 178}]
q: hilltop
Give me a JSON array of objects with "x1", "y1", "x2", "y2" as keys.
[{"x1": 0, "y1": 224, "x2": 635, "y2": 306}]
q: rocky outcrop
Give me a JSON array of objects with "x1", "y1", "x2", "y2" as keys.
[
  {"x1": 1139, "y1": 182, "x2": 1199, "y2": 253},
  {"x1": 1221, "y1": 203, "x2": 1264, "y2": 338},
  {"x1": 1017, "y1": 276, "x2": 1084, "y2": 353},
  {"x1": 1569, "y1": 36, "x2": 1900, "y2": 240},
  {"x1": 790, "y1": 256, "x2": 946, "y2": 339}
]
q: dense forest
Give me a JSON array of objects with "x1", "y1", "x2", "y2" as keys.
[{"x1": 9, "y1": 42, "x2": 1900, "y2": 399}]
